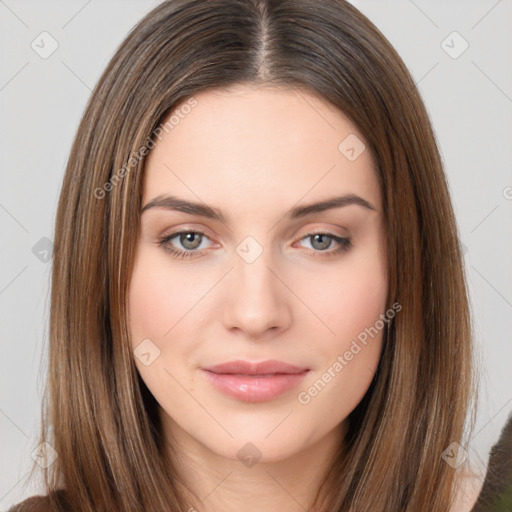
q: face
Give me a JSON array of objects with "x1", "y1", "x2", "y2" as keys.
[{"x1": 128, "y1": 84, "x2": 388, "y2": 465}]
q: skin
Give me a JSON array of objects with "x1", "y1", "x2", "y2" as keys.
[{"x1": 128, "y1": 84, "x2": 388, "y2": 512}]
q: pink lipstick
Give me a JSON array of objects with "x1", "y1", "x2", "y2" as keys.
[{"x1": 201, "y1": 359, "x2": 310, "y2": 402}]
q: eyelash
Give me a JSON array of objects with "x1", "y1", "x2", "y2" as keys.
[{"x1": 156, "y1": 230, "x2": 352, "y2": 260}]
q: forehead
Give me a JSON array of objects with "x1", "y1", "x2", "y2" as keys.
[{"x1": 142, "y1": 85, "x2": 381, "y2": 215}]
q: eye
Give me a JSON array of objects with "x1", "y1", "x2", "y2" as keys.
[
  {"x1": 157, "y1": 230, "x2": 213, "y2": 260},
  {"x1": 295, "y1": 232, "x2": 352, "y2": 257},
  {"x1": 156, "y1": 230, "x2": 352, "y2": 260}
]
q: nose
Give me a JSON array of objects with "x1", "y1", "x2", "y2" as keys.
[{"x1": 221, "y1": 243, "x2": 292, "y2": 339}]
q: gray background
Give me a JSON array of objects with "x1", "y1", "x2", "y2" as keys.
[{"x1": 1, "y1": 0, "x2": 511, "y2": 507}]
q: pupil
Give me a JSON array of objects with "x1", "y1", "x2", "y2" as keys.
[
  {"x1": 183, "y1": 233, "x2": 200, "y2": 249},
  {"x1": 313, "y1": 234, "x2": 330, "y2": 250}
]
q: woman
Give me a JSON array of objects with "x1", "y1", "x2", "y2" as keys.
[{"x1": 9, "y1": 0, "x2": 480, "y2": 510}]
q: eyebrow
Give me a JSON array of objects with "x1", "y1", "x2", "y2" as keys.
[{"x1": 140, "y1": 193, "x2": 376, "y2": 223}]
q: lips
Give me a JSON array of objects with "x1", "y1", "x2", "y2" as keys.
[
  {"x1": 201, "y1": 359, "x2": 310, "y2": 402},
  {"x1": 202, "y1": 359, "x2": 309, "y2": 375}
]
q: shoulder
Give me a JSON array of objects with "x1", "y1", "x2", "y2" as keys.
[
  {"x1": 8, "y1": 495, "x2": 51, "y2": 512},
  {"x1": 450, "y1": 472, "x2": 484, "y2": 512},
  {"x1": 7, "y1": 490, "x2": 70, "y2": 512}
]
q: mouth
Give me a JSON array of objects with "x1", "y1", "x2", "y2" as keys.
[
  {"x1": 201, "y1": 359, "x2": 310, "y2": 402},
  {"x1": 202, "y1": 359, "x2": 309, "y2": 375}
]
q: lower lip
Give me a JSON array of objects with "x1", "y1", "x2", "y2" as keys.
[{"x1": 201, "y1": 369, "x2": 309, "y2": 402}]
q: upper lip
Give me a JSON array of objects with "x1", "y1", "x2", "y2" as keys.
[{"x1": 202, "y1": 359, "x2": 309, "y2": 375}]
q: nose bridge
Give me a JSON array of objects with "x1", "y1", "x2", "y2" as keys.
[
  {"x1": 239, "y1": 237, "x2": 272, "y2": 284},
  {"x1": 234, "y1": 233, "x2": 279, "y2": 301}
]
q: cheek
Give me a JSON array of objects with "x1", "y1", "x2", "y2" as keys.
[
  {"x1": 312, "y1": 249, "x2": 388, "y2": 345},
  {"x1": 128, "y1": 269, "x2": 174, "y2": 343},
  {"x1": 295, "y1": 247, "x2": 388, "y2": 412},
  {"x1": 128, "y1": 249, "x2": 201, "y2": 344},
  {"x1": 127, "y1": 251, "x2": 200, "y2": 410}
]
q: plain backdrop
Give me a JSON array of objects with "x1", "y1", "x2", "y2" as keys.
[{"x1": 1, "y1": 0, "x2": 511, "y2": 508}]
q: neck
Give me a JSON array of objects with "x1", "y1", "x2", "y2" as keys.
[{"x1": 164, "y1": 416, "x2": 346, "y2": 512}]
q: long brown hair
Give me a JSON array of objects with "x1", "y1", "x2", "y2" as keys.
[{"x1": 23, "y1": 0, "x2": 477, "y2": 510}]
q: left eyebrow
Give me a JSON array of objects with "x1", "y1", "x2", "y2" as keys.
[
  {"x1": 288, "y1": 194, "x2": 376, "y2": 218},
  {"x1": 140, "y1": 193, "x2": 376, "y2": 223}
]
